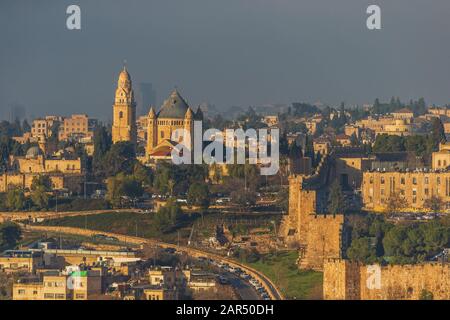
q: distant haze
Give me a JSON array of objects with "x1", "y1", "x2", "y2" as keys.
[{"x1": 1, "y1": 0, "x2": 450, "y2": 121}]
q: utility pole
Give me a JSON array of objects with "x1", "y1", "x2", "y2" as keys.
[{"x1": 55, "y1": 191, "x2": 58, "y2": 213}]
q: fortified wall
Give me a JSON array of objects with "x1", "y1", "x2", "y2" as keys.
[
  {"x1": 279, "y1": 150, "x2": 345, "y2": 271},
  {"x1": 0, "y1": 173, "x2": 84, "y2": 194},
  {"x1": 324, "y1": 259, "x2": 450, "y2": 300}
]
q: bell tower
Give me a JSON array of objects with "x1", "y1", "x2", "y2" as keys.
[
  {"x1": 146, "y1": 107, "x2": 157, "y2": 155},
  {"x1": 112, "y1": 65, "x2": 137, "y2": 145}
]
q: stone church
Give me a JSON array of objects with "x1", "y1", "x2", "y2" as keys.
[{"x1": 112, "y1": 66, "x2": 203, "y2": 160}]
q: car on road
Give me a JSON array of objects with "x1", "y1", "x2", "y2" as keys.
[
  {"x1": 240, "y1": 273, "x2": 250, "y2": 280},
  {"x1": 218, "y1": 276, "x2": 229, "y2": 285},
  {"x1": 228, "y1": 266, "x2": 236, "y2": 273},
  {"x1": 262, "y1": 294, "x2": 271, "y2": 300}
]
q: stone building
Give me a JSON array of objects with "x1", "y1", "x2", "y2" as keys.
[
  {"x1": 31, "y1": 116, "x2": 63, "y2": 142},
  {"x1": 354, "y1": 115, "x2": 415, "y2": 137},
  {"x1": 0, "y1": 173, "x2": 84, "y2": 194},
  {"x1": 362, "y1": 169, "x2": 450, "y2": 212},
  {"x1": 392, "y1": 108, "x2": 414, "y2": 120},
  {"x1": 112, "y1": 66, "x2": 137, "y2": 145},
  {"x1": 0, "y1": 146, "x2": 84, "y2": 194},
  {"x1": 58, "y1": 114, "x2": 97, "y2": 142},
  {"x1": 13, "y1": 270, "x2": 102, "y2": 300},
  {"x1": 432, "y1": 142, "x2": 450, "y2": 170},
  {"x1": 323, "y1": 259, "x2": 450, "y2": 300},
  {"x1": 146, "y1": 89, "x2": 202, "y2": 160},
  {"x1": 9, "y1": 147, "x2": 82, "y2": 174},
  {"x1": 0, "y1": 250, "x2": 45, "y2": 273}
]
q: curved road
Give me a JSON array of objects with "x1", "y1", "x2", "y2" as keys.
[{"x1": 21, "y1": 224, "x2": 284, "y2": 300}]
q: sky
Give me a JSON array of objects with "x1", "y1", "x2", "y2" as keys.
[{"x1": 1, "y1": 0, "x2": 450, "y2": 122}]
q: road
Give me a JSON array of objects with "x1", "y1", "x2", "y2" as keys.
[
  {"x1": 0, "y1": 209, "x2": 143, "y2": 223},
  {"x1": 21, "y1": 223, "x2": 284, "y2": 300},
  {"x1": 224, "y1": 272, "x2": 260, "y2": 300}
]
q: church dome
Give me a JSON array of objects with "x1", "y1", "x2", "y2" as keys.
[
  {"x1": 26, "y1": 146, "x2": 43, "y2": 159},
  {"x1": 157, "y1": 89, "x2": 190, "y2": 119},
  {"x1": 117, "y1": 66, "x2": 132, "y2": 89},
  {"x1": 119, "y1": 68, "x2": 130, "y2": 81}
]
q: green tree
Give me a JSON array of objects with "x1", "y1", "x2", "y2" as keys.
[
  {"x1": 424, "y1": 195, "x2": 444, "y2": 216},
  {"x1": 429, "y1": 118, "x2": 446, "y2": 151},
  {"x1": 187, "y1": 182, "x2": 210, "y2": 210},
  {"x1": 328, "y1": 180, "x2": 346, "y2": 215},
  {"x1": 153, "y1": 200, "x2": 183, "y2": 233},
  {"x1": 106, "y1": 174, "x2": 144, "y2": 207},
  {"x1": 0, "y1": 222, "x2": 22, "y2": 249},
  {"x1": 31, "y1": 175, "x2": 51, "y2": 191},
  {"x1": 133, "y1": 162, "x2": 153, "y2": 187},
  {"x1": 346, "y1": 237, "x2": 377, "y2": 264},
  {"x1": 385, "y1": 192, "x2": 407, "y2": 214},
  {"x1": 31, "y1": 185, "x2": 49, "y2": 210},
  {"x1": 419, "y1": 289, "x2": 434, "y2": 300},
  {"x1": 373, "y1": 134, "x2": 405, "y2": 153},
  {"x1": 288, "y1": 143, "x2": 303, "y2": 160},
  {"x1": 92, "y1": 125, "x2": 112, "y2": 175},
  {"x1": 5, "y1": 187, "x2": 25, "y2": 211},
  {"x1": 102, "y1": 142, "x2": 136, "y2": 177}
]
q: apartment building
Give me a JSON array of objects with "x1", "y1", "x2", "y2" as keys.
[
  {"x1": 13, "y1": 269, "x2": 102, "y2": 300},
  {"x1": 362, "y1": 170, "x2": 450, "y2": 211}
]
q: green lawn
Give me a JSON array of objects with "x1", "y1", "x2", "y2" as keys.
[
  {"x1": 38, "y1": 212, "x2": 195, "y2": 244},
  {"x1": 243, "y1": 251, "x2": 323, "y2": 300},
  {"x1": 38, "y1": 211, "x2": 281, "y2": 245}
]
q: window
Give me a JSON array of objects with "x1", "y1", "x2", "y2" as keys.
[
  {"x1": 75, "y1": 294, "x2": 85, "y2": 299},
  {"x1": 412, "y1": 178, "x2": 417, "y2": 185},
  {"x1": 55, "y1": 294, "x2": 65, "y2": 299},
  {"x1": 401, "y1": 177, "x2": 405, "y2": 185},
  {"x1": 18, "y1": 290, "x2": 25, "y2": 295},
  {"x1": 425, "y1": 177, "x2": 429, "y2": 184},
  {"x1": 44, "y1": 293, "x2": 55, "y2": 299},
  {"x1": 119, "y1": 111, "x2": 123, "y2": 119},
  {"x1": 380, "y1": 177, "x2": 385, "y2": 184}
]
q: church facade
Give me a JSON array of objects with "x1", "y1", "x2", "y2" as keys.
[
  {"x1": 146, "y1": 89, "x2": 202, "y2": 159},
  {"x1": 111, "y1": 66, "x2": 203, "y2": 160}
]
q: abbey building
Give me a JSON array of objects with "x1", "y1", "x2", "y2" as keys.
[{"x1": 112, "y1": 66, "x2": 202, "y2": 161}]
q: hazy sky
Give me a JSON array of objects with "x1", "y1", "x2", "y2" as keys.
[{"x1": 1, "y1": 0, "x2": 450, "y2": 121}]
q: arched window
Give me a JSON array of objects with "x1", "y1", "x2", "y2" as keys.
[{"x1": 119, "y1": 111, "x2": 123, "y2": 119}]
